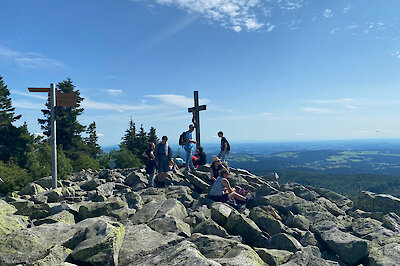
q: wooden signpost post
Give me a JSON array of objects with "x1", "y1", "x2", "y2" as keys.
[
  {"x1": 188, "y1": 91, "x2": 206, "y2": 148},
  {"x1": 28, "y1": 84, "x2": 77, "y2": 189}
]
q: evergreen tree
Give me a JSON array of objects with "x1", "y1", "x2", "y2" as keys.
[
  {"x1": 85, "y1": 121, "x2": 102, "y2": 159},
  {"x1": 121, "y1": 118, "x2": 137, "y2": 154},
  {"x1": 38, "y1": 78, "x2": 85, "y2": 151},
  {"x1": 148, "y1": 126, "x2": 159, "y2": 144},
  {"x1": 0, "y1": 75, "x2": 21, "y2": 125},
  {"x1": 136, "y1": 124, "x2": 148, "y2": 154}
]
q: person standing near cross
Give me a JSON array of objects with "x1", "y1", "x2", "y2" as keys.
[{"x1": 184, "y1": 124, "x2": 197, "y2": 172}]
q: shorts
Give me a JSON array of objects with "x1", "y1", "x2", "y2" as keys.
[
  {"x1": 209, "y1": 194, "x2": 229, "y2": 203},
  {"x1": 157, "y1": 157, "x2": 169, "y2": 172}
]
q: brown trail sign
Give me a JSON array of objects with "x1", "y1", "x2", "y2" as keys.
[{"x1": 188, "y1": 91, "x2": 206, "y2": 148}]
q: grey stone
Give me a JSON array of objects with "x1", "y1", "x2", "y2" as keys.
[
  {"x1": 286, "y1": 213, "x2": 310, "y2": 231},
  {"x1": 355, "y1": 191, "x2": 400, "y2": 216},
  {"x1": 210, "y1": 202, "x2": 233, "y2": 227},
  {"x1": 250, "y1": 207, "x2": 286, "y2": 236},
  {"x1": 268, "y1": 233, "x2": 303, "y2": 252},
  {"x1": 281, "y1": 251, "x2": 340, "y2": 266},
  {"x1": 148, "y1": 215, "x2": 191, "y2": 237},
  {"x1": 193, "y1": 219, "x2": 230, "y2": 238},
  {"x1": 225, "y1": 208, "x2": 263, "y2": 245},
  {"x1": 130, "y1": 199, "x2": 165, "y2": 224},
  {"x1": 19, "y1": 183, "x2": 46, "y2": 196},
  {"x1": 123, "y1": 191, "x2": 143, "y2": 210},
  {"x1": 383, "y1": 212, "x2": 400, "y2": 232},
  {"x1": 80, "y1": 178, "x2": 101, "y2": 191},
  {"x1": 254, "y1": 248, "x2": 293, "y2": 266},
  {"x1": 78, "y1": 197, "x2": 128, "y2": 221}
]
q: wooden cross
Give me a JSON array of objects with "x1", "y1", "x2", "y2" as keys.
[{"x1": 188, "y1": 91, "x2": 206, "y2": 148}]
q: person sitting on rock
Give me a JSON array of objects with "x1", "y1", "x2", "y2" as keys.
[
  {"x1": 155, "y1": 136, "x2": 173, "y2": 187},
  {"x1": 210, "y1": 157, "x2": 227, "y2": 181},
  {"x1": 192, "y1": 146, "x2": 206, "y2": 169},
  {"x1": 209, "y1": 169, "x2": 248, "y2": 203}
]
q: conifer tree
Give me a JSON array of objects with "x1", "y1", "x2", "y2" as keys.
[
  {"x1": 121, "y1": 118, "x2": 137, "y2": 154},
  {"x1": 136, "y1": 124, "x2": 148, "y2": 153},
  {"x1": 148, "y1": 126, "x2": 159, "y2": 144},
  {"x1": 85, "y1": 121, "x2": 102, "y2": 159},
  {"x1": 0, "y1": 75, "x2": 21, "y2": 125},
  {"x1": 38, "y1": 78, "x2": 85, "y2": 151}
]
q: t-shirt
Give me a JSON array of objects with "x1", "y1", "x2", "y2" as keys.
[
  {"x1": 197, "y1": 151, "x2": 206, "y2": 165},
  {"x1": 211, "y1": 163, "x2": 223, "y2": 178},
  {"x1": 221, "y1": 137, "x2": 230, "y2": 151},
  {"x1": 185, "y1": 131, "x2": 194, "y2": 150}
]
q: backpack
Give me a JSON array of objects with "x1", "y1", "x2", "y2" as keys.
[{"x1": 179, "y1": 131, "x2": 187, "y2": 146}]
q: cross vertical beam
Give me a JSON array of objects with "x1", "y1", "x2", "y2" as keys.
[
  {"x1": 188, "y1": 91, "x2": 207, "y2": 149},
  {"x1": 50, "y1": 83, "x2": 58, "y2": 189}
]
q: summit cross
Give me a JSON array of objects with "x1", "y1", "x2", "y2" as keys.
[{"x1": 188, "y1": 91, "x2": 206, "y2": 148}]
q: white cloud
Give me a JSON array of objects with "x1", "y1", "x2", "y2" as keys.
[
  {"x1": 145, "y1": 94, "x2": 210, "y2": 108},
  {"x1": 0, "y1": 44, "x2": 64, "y2": 69},
  {"x1": 322, "y1": 9, "x2": 333, "y2": 18},
  {"x1": 151, "y1": 0, "x2": 265, "y2": 31},
  {"x1": 301, "y1": 107, "x2": 335, "y2": 114},
  {"x1": 82, "y1": 98, "x2": 153, "y2": 112},
  {"x1": 391, "y1": 51, "x2": 400, "y2": 59},
  {"x1": 11, "y1": 90, "x2": 48, "y2": 100},
  {"x1": 104, "y1": 89, "x2": 123, "y2": 96},
  {"x1": 330, "y1": 27, "x2": 339, "y2": 35},
  {"x1": 13, "y1": 100, "x2": 44, "y2": 109},
  {"x1": 343, "y1": 5, "x2": 352, "y2": 14}
]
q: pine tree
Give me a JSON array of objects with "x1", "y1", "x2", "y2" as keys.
[
  {"x1": 0, "y1": 75, "x2": 21, "y2": 125},
  {"x1": 136, "y1": 124, "x2": 148, "y2": 153},
  {"x1": 38, "y1": 78, "x2": 85, "y2": 151},
  {"x1": 148, "y1": 126, "x2": 159, "y2": 144},
  {"x1": 121, "y1": 118, "x2": 137, "y2": 154},
  {"x1": 85, "y1": 121, "x2": 102, "y2": 159}
]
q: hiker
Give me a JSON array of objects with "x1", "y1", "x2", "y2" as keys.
[
  {"x1": 155, "y1": 136, "x2": 173, "y2": 187},
  {"x1": 210, "y1": 156, "x2": 227, "y2": 181},
  {"x1": 209, "y1": 169, "x2": 248, "y2": 203},
  {"x1": 184, "y1": 124, "x2": 197, "y2": 172},
  {"x1": 192, "y1": 146, "x2": 206, "y2": 169},
  {"x1": 217, "y1": 131, "x2": 230, "y2": 162},
  {"x1": 142, "y1": 142, "x2": 156, "y2": 187}
]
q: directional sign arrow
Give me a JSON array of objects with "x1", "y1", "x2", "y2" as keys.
[{"x1": 28, "y1": 87, "x2": 50, "y2": 92}]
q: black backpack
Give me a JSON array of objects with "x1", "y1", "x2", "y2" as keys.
[{"x1": 179, "y1": 131, "x2": 187, "y2": 146}]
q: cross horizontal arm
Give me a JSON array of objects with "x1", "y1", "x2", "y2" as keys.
[{"x1": 188, "y1": 105, "x2": 207, "y2": 113}]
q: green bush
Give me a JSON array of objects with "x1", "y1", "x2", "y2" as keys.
[
  {"x1": 113, "y1": 148, "x2": 142, "y2": 169},
  {"x1": 0, "y1": 161, "x2": 31, "y2": 194}
]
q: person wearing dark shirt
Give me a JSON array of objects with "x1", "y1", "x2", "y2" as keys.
[
  {"x1": 192, "y1": 146, "x2": 206, "y2": 168},
  {"x1": 210, "y1": 156, "x2": 228, "y2": 181},
  {"x1": 217, "y1": 131, "x2": 230, "y2": 162},
  {"x1": 142, "y1": 142, "x2": 156, "y2": 187}
]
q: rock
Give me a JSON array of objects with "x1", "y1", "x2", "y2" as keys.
[
  {"x1": 33, "y1": 210, "x2": 75, "y2": 226},
  {"x1": 281, "y1": 250, "x2": 340, "y2": 266},
  {"x1": 34, "y1": 176, "x2": 62, "y2": 189},
  {"x1": 148, "y1": 215, "x2": 191, "y2": 237},
  {"x1": 137, "y1": 240, "x2": 221, "y2": 266},
  {"x1": 190, "y1": 233, "x2": 266, "y2": 265},
  {"x1": 383, "y1": 212, "x2": 400, "y2": 232},
  {"x1": 225, "y1": 209, "x2": 263, "y2": 245},
  {"x1": 310, "y1": 187, "x2": 353, "y2": 211},
  {"x1": 79, "y1": 197, "x2": 129, "y2": 221},
  {"x1": 281, "y1": 183, "x2": 319, "y2": 202},
  {"x1": 62, "y1": 187, "x2": 76, "y2": 198},
  {"x1": 130, "y1": 199, "x2": 165, "y2": 224},
  {"x1": 250, "y1": 207, "x2": 286, "y2": 236},
  {"x1": 254, "y1": 248, "x2": 293, "y2": 266},
  {"x1": 122, "y1": 191, "x2": 143, "y2": 210},
  {"x1": 355, "y1": 191, "x2": 400, "y2": 216},
  {"x1": 16, "y1": 203, "x2": 51, "y2": 219},
  {"x1": 293, "y1": 201, "x2": 336, "y2": 225},
  {"x1": 45, "y1": 188, "x2": 63, "y2": 203},
  {"x1": 66, "y1": 218, "x2": 125, "y2": 266},
  {"x1": 319, "y1": 227, "x2": 369, "y2": 264},
  {"x1": 193, "y1": 219, "x2": 230, "y2": 238},
  {"x1": 124, "y1": 171, "x2": 148, "y2": 189},
  {"x1": 286, "y1": 212, "x2": 310, "y2": 231},
  {"x1": 268, "y1": 233, "x2": 303, "y2": 252},
  {"x1": 19, "y1": 183, "x2": 46, "y2": 196},
  {"x1": 0, "y1": 199, "x2": 17, "y2": 215},
  {"x1": 0, "y1": 229, "x2": 52, "y2": 265},
  {"x1": 254, "y1": 191, "x2": 307, "y2": 214},
  {"x1": 118, "y1": 224, "x2": 183, "y2": 265},
  {"x1": 184, "y1": 171, "x2": 210, "y2": 192},
  {"x1": 0, "y1": 213, "x2": 29, "y2": 238},
  {"x1": 80, "y1": 178, "x2": 101, "y2": 191},
  {"x1": 262, "y1": 173, "x2": 279, "y2": 182},
  {"x1": 166, "y1": 185, "x2": 194, "y2": 208},
  {"x1": 352, "y1": 217, "x2": 396, "y2": 245},
  {"x1": 368, "y1": 242, "x2": 400, "y2": 266},
  {"x1": 154, "y1": 198, "x2": 188, "y2": 221},
  {"x1": 31, "y1": 245, "x2": 72, "y2": 266},
  {"x1": 300, "y1": 231, "x2": 319, "y2": 247},
  {"x1": 316, "y1": 197, "x2": 345, "y2": 217},
  {"x1": 210, "y1": 202, "x2": 233, "y2": 227}
]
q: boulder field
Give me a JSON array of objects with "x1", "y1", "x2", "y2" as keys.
[{"x1": 1, "y1": 165, "x2": 400, "y2": 265}]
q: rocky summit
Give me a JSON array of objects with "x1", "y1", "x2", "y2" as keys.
[{"x1": 1, "y1": 165, "x2": 400, "y2": 266}]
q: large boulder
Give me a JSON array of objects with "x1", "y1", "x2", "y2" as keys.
[
  {"x1": 225, "y1": 208, "x2": 263, "y2": 245},
  {"x1": 190, "y1": 233, "x2": 267, "y2": 266},
  {"x1": 79, "y1": 197, "x2": 128, "y2": 221},
  {"x1": 355, "y1": 191, "x2": 400, "y2": 216},
  {"x1": 310, "y1": 187, "x2": 353, "y2": 211},
  {"x1": 130, "y1": 199, "x2": 165, "y2": 224},
  {"x1": 368, "y1": 242, "x2": 400, "y2": 266},
  {"x1": 193, "y1": 219, "x2": 230, "y2": 238},
  {"x1": 383, "y1": 212, "x2": 400, "y2": 232},
  {"x1": 254, "y1": 191, "x2": 307, "y2": 214},
  {"x1": 122, "y1": 191, "x2": 143, "y2": 210},
  {"x1": 0, "y1": 213, "x2": 29, "y2": 238},
  {"x1": 33, "y1": 210, "x2": 75, "y2": 226},
  {"x1": 281, "y1": 183, "x2": 319, "y2": 202},
  {"x1": 19, "y1": 183, "x2": 47, "y2": 196},
  {"x1": 250, "y1": 207, "x2": 287, "y2": 236},
  {"x1": 124, "y1": 171, "x2": 148, "y2": 189},
  {"x1": 118, "y1": 224, "x2": 183, "y2": 265},
  {"x1": 0, "y1": 199, "x2": 17, "y2": 215},
  {"x1": 153, "y1": 198, "x2": 188, "y2": 221},
  {"x1": 148, "y1": 215, "x2": 191, "y2": 237},
  {"x1": 30, "y1": 245, "x2": 72, "y2": 266},
  {"x1": 254, "y1": 248, "x2": 293, "y2": 266},
  {"x1": 65, "y1": 218, "x2": 125, "y2": 266},
  {"x1": 210, "y1": 202, "x2": 233, "y2": 227},
  {"x1": 184, "y1": 171, "x2": 210, "y2": 192},
  {"x1": 166, "y1": 185, "x2": 194, "y2": 208},
  {"x1": 281, "y1": 250, "x2": 340, "y2": 266},
  {"x1": 267, "y1": 233, "x2": 302, "y2": 252}
]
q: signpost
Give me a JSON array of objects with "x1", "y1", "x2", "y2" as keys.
[
  {"x1": 28, "y1": 84, "x2": 77, "y2": 189},
  {"x1": 188, "y1": 91, "x2": 206, "y2": 148}
]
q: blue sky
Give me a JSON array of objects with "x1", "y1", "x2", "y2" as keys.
[{"x1": 1, "y1": 0, "x2": 400, "y2": 146}]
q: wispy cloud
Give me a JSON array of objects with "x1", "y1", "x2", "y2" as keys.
[
  {"x1": 322, "y1": 9, "x2": 333, "y2": 18},
  {"x1": 145, "y1": 94, "x2": 210, "y2": 108},
  {"x1": 343, "y1": 5, "x2": 352, "y2": 14},
  {"x1": 0, "y1": 44, "x2": 64, "y2": 69},
  {"x1": 104, "y1": 89, "x2": 123, "y2": 96},
  {"x1": 12, "y1": 90, "x2": 48, "y2": 100},
  {"x1": 82, "y1": 98, "x2": 154, "y2": 112},
  {"x1": 301, "y1": 107, "x2": 335, "y2": 114}
]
